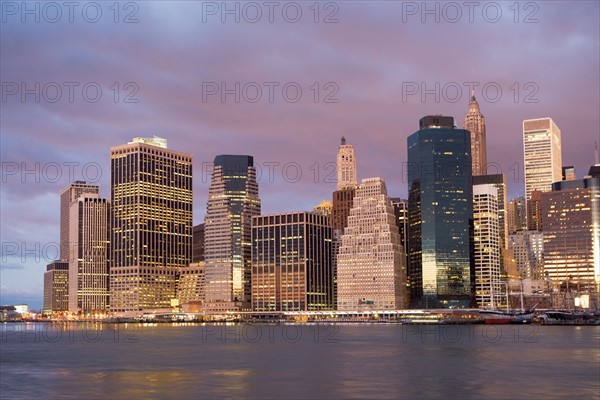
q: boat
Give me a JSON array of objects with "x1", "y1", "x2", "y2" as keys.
[{"x1": 479, "y1": 281, "x2": 535, "y2": 324}]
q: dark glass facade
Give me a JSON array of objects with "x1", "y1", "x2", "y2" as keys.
[
  {"x1": 252, "y1": 212, "x2": 333, "y2": 311},
  {"x1": 407, "y1": 116, "x2": 475, "y2": 308}
]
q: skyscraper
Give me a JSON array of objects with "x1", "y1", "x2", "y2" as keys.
[
  {"x1": 507, "y1": 196, "x2": 527, "y2": 234},
  {"x1": 336, "y1": 136, "x2": 357, "y2": 190},
  {"x1": 68, "y1": 194, "x2": 110, "y2": 314},
  {"x1": 252, "y1": 212, "x2": 333, "y2": 311},
  {"x1": 204, "y1": 155, "x2": 260, "y2": 311},
  {"x1": 541, "y1": 175, "x2": 600, "y2": 294},
  {"x1": 110, "y1": 136, "x2": 192, "y2": 315},
  {"x1": 464, "y1": 91, "x2": 487, "y2": 176},
  {"x1": 407, "y1": 115, "x2": 475, "y2": 308},
  {"x1": 43, "y1": 261, "x2": 69, "y2": 314},
  {"x1": 527, "y1": 190, "x2": 543, "y2": 231},
  {"x1": 60, "y1": 181, "x2": 99, "y2": 261},
  {"x1": 472, "y1": 184, "x2": 501, "y2": 308},
  {"x1": 509, "y1": 231, "x2": 544, "y2": 279},
  {"x1": 337, "y1": 178, "x2": 406, "y2": 310},
  {"x1": 523, "y1": 117, "x2": 562, "y2": 202},
  {"x1": 192, "y1": 223, "x2": 205, "y2": 263}
]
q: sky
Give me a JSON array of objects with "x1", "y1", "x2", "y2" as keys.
[{"x1": 1, "y1": 1, "x2": 599, "y2": 309}]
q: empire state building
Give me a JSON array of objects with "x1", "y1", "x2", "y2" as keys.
[{"x1": 464, "y1": 91, "x2": 487, "y2": 176}]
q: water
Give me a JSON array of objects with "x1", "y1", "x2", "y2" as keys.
[{"x1": 1, "y1": 323, "x2": 599, "y2": 399}]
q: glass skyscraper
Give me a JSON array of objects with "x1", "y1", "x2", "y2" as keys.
[
  {"x1": 407, "y1": 116, "x2": 475, "y2": 308},
  {"x1": 204, "y1": 155, "x2": 260, "y2": 312}
]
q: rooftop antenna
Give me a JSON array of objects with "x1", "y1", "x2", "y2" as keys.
[
  {"x1": 595, "y1": 142, "x2": 599, "y2": 165},
  {"x1": 341, "y1": 136, "x2": 346, "y2": 145}
]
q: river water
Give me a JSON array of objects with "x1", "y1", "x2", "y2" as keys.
[{"x1": 1, "y1": 323, "x2": 598, "y2": 399}]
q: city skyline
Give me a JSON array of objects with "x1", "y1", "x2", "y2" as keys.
[{"x1": 2, "y1": 1, "x2": 599, "y2": 308}]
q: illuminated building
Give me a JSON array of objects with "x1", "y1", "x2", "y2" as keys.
[
  {"x1": 463, "y1": 91, "x2": 487, "y2": 176},
  {"x1": 472, "y1": 184, "x2": 502, "y2": 308},
  {"x1": 313, "y1": 200, "x2": 333, "y2": 217},
  {"x1": 177, "y1": 262, "x2": 205, "y2": 310},
  {"x1": 43, "y1": 261, "x2": 69, "y2": 313},
  {"x1": 527, "y1": 190, "x2": 543, "y2": 231},
  {"x1": 541, "y1": 174, "x2": 600, "y2": 293},
  {"x1": 507, "y1": 196, "x2": 526, "y2": 234},
  {"x1": 337, "y1": 136, "x2": 357, "y2": 190},
  {"x1": 523, "y1": 117, "x2": 562, "y2": 202},
  {"x1": 509, "y1": 230, "x2": 544, "y2": 279},
  {"x1": 68, "y1": 194, "x2": 110, "y2": 314},
  {"x1": 252, "y1": 212, "x2": 333, "y2": 311},
  {"x1": 337, "y1": 177, "x2": 406, "y2": 310},
  {"x1": 407, "y1": 116, "x2": 475, "y2": 308},
  {"x1": 60, "y1": 181, "x2": 99, "y2": 260},
  {"x1": 390, "y1": 198, "x2": 409, "y2": 257},
  {"x1": 204, "y1": 155, "x2": 260, "y2": 312},
  {"x1": 110, "y1": 136, "x2": 192, "y2": 314}
]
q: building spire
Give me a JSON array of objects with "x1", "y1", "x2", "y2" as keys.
[
  {"x1": 471, "y1": 89, "x2": 476, "y2": 102},
  {"x1": 595, "y1": 142, "x2": 599, "y2": 165},
  {"x1": 341, "y1": 136, "x2": 346, "y2": 145}
]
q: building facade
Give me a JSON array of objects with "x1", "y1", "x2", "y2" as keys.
[
  {"x1": 60, "y1": 181, "x2": 99, "y2": 261},
  {"x1": 507, "y1": 196, "x2": 527, "y2": 234},
  {"x1": 192, "y1": 223, "x2": 205, "y2": 263},
  {"x1": 337, "y1": 178, "x2": 406, "y2": 310},
  {"x1": 509, "y1": 230, "x2": 544, "y2": 280},
  {"x1": 541, "y1": 176, "x2": 600, "y2": 293},
  {"x1": 336, "y1": 136, "x2": 357, "y2": 190},
  {"x1": 43, "y1": 261, "x2": 69, "y2": 313},
  {"x1": 252, "y1": 212, "x2": 333, "y2": 311},
  {"x1": 177, "y1": 262, "x2": 205, "y2": 311},
  {"x1": 523, "y1": 117, "x2": 562, "y2": 202},
  {"x1": 463, "y1": 91, "x2": 487, "y2": 176},
  {"x1": 407, "y1": 116, "x2": 475, "y2": 308},
  {"x1": 110, "y1": 136, "x2": 192, "y2": 314},
  {"x1": 68, "y1": 194, "x2": 110, "y2": 314},
  {"x1": 204, "y1": 155, "x2": 260, "y2": 311},
  {"x1": 473, "y1": 184, "x2": 502, "y2": 308}
]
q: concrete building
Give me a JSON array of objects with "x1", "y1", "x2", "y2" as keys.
[
  {"x1": 60, "y1": 181, "x2": 99, "y2": 261},
  {"x1": 337, "y1": 178, "x2": 406, "y2": 310},
  {"x1": 43, "y1": 261, "x2": 69, "y2": 314},
  {"x1": 523, "y1": 117, "x2": 562, "y2": 202}
]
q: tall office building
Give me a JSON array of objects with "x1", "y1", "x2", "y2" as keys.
[
  {"x1": 192, "y1": 223, "x2": 205, "y2": 263},
  {"x1": 464, "y1": 91, "x2": 487, "y2": 176},
  {"x1": 110, "y1": 136, "x2": 192, "y2": 314},
  {"x1": 43, "y1": 261, "x2": 69, "y2": 313},
  {"x1": 541, "y1": 175, "x2": 600, "y2": 293},
  {"x1": 337, "y1": 136, "x2": 357, "y2": 190},
  {"x1": 337, "y1": 178, "x2": 406, "y2": 310},
  {"x1": 60, "y1": 181, "x2": 99, "y2": 261},
  {"x1": 68, "y1": 194, "x2": 110, "y2": 314},
  {"x1": 252, "y1": 212, "x2": 333, "y2": 311},
  {"x1": 472, "y1": 184, "x2": 502, "y2": 308},
  {"x1": 390, "y1": 198, "x2": 409, "y2": 257},
  {"x1": 204, "y1": 155, "x2": 260, "y2": 311},
  {"x1": 509, "y1": 230, "x2": 544, "y2": 279},
  {"x1": 507, "y1": 196, "x2": 527, "y2": 234},
  {"x1": 407, "y1": 116, "x2": 475, "y2": 308},
  {"x1": 472, "y1": 175, "x2": 507, "y2": 250},
  {"x1": 527, "y1": 190, "x2": 543, "y2": 231},
  {"x1": 523, "y1": 117, "x2": 562, "y2": 202}
]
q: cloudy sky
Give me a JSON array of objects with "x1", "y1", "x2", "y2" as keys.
[{"x1": 2, "y1": 1, "x2": 599, "y2": 308}]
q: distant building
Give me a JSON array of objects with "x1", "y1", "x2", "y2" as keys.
[
  {"x1": 472, "y1": 184, "x2": 502, "y2": 308},
  {"x1": 337, "y1": 178, "x2": 406, "y2": 310},
  {"x1": 110, "y1": 136, "x2": 192, "y2": 315},
  {"x1": 336, "y1": 136, "x2": 357, "y2": 190},
  {"x1": 507, "y1": 196, "x2": 526, "y2": 234},
  {"x1": 177, "y1": 262, "x2": 205, "y2": 311},
  {"x1": 407, "y1": 115, "x2": 475, "y2": 308},
  {"x1": 523, "y1": 117, "x2": 562, "y2": 202},
  {"x1": 252, "y1": 212, "x2": 333, "y2": 311},
  {"x1": 562, "y1": 166, "x2": 576, "y2": 181},
  {"x1": 527, "y1": 190, "x2": 543, "y2": 231},
  {"x1": 60, "y1": 181, "x2": 99, "y2": 261},
  {"x1": 541, "y1": 175, "x2": 600, "y2": 293},
  {"x1": 509, "y1": 231, "x2": 544, "y2": 280},
  {"x1": 43, "y1": 261, "x2": 69, "y2": 313},
  {"x1": 313, "y1": 200, "x2": 333, "y2": 217},
  {"x1": 192, "y1": 224, "x2": 205, "y2": 263},
  {"x1": 204, "y1": 155, "x2": 260, "y2": 312},
  {"x1": 463, "y1": 91, "x2": 487, "y2": 176},
  {"x1": 390, "y1": 198, "x2": 409, "y2": 257},
  {"x1": 68, "y1": 194, "x2": 110, "y2": 314}
]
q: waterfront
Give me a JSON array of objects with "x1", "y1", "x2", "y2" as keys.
[{"x1": 1, "y1": 323, "x2": 599, "y2": 399}]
